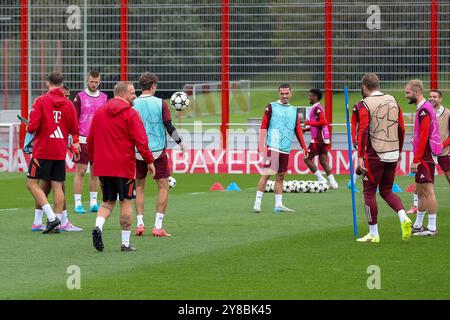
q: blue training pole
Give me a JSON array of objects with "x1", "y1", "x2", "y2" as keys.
[{"x1": 344, "y1": 86, "x2": 358, "y2": 237}]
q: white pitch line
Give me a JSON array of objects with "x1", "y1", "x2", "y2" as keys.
[
  {"x1": 189, "y1": 192, "x2": 205, "y2": 195},
  {"x1": 0, "y1": 208, "x2": 18, "y2": 212}
]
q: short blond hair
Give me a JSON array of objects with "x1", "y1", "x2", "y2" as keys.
[
  {"x1": 406, "y1": 79, "x2": 423, "y2": 93},
  {"x1": 114, "y1": 81, "x2": 133, "y2": 97},
  {"x1": 361, "y1": 73, "x2": 380, "y2": 90}
]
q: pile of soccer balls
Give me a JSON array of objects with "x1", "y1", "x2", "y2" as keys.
[{"x1": 265, "y1": 180, "x2": 329, "y2": 193}]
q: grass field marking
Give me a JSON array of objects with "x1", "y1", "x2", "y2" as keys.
[
  {"x1": 188, "y1": 192, "x2": 205, "y2": 195},
  {"x1": 0, "y1": 208, "x2": 18, "y2": 212},
  {"x1": 366, "y1": 265, "x2": 381, "y2": 290},
  {"x1": 66, "y1": 265, "x2": 81, "y2": 290}
]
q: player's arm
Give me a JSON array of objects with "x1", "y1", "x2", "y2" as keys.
[
  {"x1": 305, "y1": 109, "x2": 328, "y2": 127},
  {"x1": 351, "y1": 103, "x2": 360, "y2": 148},
  {"x1": 259, "y1": 104, "x2": 271, "y2": 155},
  {"x1": 413, "y1": 111, "x2": 431, "y2": 164},
  {"x1": 27, "y1": 99, "x2": 42, "y2": 134},
  {"x1": 73, "y1": 93, "x2": 81, "y2": 120},
  {"x1": 162, "y1": 100, "x2": 185, "y2": 151},
  {"x1": 295, "y1": 112, "x2": 308, "y2": 155},
  {"x1": 397, "y1": 105, "x2": 406, "y2": 154},
  {"x1": 356, "y1": 104, "x2": 370, "y2": 173},
  {"x1": 87, "y1": 114, "x2": 95, "y2": 162},
  {"x1": 443, "y1": 116, "x2": 450, "y2": 148}
]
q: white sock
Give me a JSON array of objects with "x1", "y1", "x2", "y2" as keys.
[
  {"x1": 121, "y1": 230, "x2": 131, "y2": 247},
  {"x1": 413, "y1": 193, "x2": 418, "y2": 208},
  {"x1": 414, "y1": 211, "x2": 426, "y2": 228},
  {"x1": 95, "y1": 216, "x2": 106, "y2": 232},
  {"x1": 397, "y1": 209, "x2": 408, "y2": 223},
  {"x1": 56, "y1": 213, "x2": 62, "y2": 225},
  {"x1": 427, "y1": 213, "x2": 437, "y2": 231},
  {"x1": 74, "y1": 194, "x2": 82, "y2": 207},
  {"x1": 61, "y1": 210, "x2": 68, "y2": 226},
  {"x1": 34, "y1": 209, "x2": 44, "y2": 225},
  {"x1": 154, "y1": 212, "x2": 164, "y2": 230},
  {"x1": 275, "y1": 194, "x2": 283, "y2": 207},
  {"x1": 328, "y1": 174, "x2": 337, "y2": 184},
  {"x1": 255, "y1": 190, "x2": 264, "y2": 202},
  {"x1": 314, "y1": 171, "x2": 325, "y2": 181},
  {"x1": 369, "y1": 224, "x2": 379, "y2": 237},
  {"x1": 42, "y1": 203, "x2": 56, "y2": 222},
  {"x1": 353, "y1": 173, "x2": 360, "y2": 183},
  {"x1": 90, "y1": 192, "x2": 98, "y2": 207},
  {"x1": 137, "y1": 214, "x2": 144, "y2": 227}
]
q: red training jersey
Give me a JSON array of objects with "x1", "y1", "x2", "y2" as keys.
[{"x1": 27, "y1": 88, "x2": 79, "y2": 160}]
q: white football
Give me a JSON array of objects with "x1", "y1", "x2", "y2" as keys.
[
  {"x1": 170, "y1": 91, "x2": 190, "y2": 111},
  {"x1": 168, "y1": 176, "x2": 176, "y2": 188}
]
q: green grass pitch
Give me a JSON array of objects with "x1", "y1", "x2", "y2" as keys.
[{"x1": 0, "y1": 172, "x2": 449, "y2": 299}]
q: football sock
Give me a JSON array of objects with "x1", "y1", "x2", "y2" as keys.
[
  {"x1": 90, "y1": 192, "x2": 98, "y2": 207},
  {"x1": 137, "y1": 214, "x2": 144, "y2": 227},
  {"x1": 74, "y1": 194, "x2": 82, "y2": 208},
  {"x1": 414, "y1": 211, "x2": 426, "y2": 228},
  {"x1": 256, "y1": 190, "x2": 264, "y2": 201},
  {"x1": 154, "y1": 212, "x2": 164, "y2": 229},
  {"x1": 95, "y1": 217, "x2": 106, "y2": 232},
  {"x1": 413, "y1": 193, "x2": 418, "y2": 208},
  {"x1": 61, "y1": 210, "x2": 68, "y2": 226},
  {"x1": 369, "y1": 224, "x2": 379, "y2": 237},
  {"x1": 121, "y1": 230, "x2": 131, "y2": 247},
  {"x1": 314, "y1": 171, "x2": 325, "y2": 181},
  {"x1": 34, "y1": 209, "x2": 44, "y2": 225},
  {"x1": 353, "y1": 173, "x2": 360, "y2": 184},
  {"x1": 427, "y1": 213, "x2": 437, "y2": 231},
  {"x1": 56, "y1": 213, "x2": 62, "y2": 225},
  {"x1": 328, "y1": 174, "x2": 337, "y2": 184},
  {"x1": 397, "y1": 209, "x2": 408, "y2": 223},
  {"x1": 275, "y1": 194, "x2": 283, "y2": 207},
  {"x1": 42, "y1": 203, "x2": 56, "y2": 222}
]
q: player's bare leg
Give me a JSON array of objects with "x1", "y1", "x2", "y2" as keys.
[
  {"x1": 152, "y1": 178, "x2": 172, "y2": 237},
  {"x1": 31, "y1": 180, "x2": 50, "y2": 231},
  {"x1": 254, "y1": 174, "x2": 270, "y2": 213},
  {"x1": 26, "y1": 178, "x2": 59, "y2": 233},
  {"x1": 274, "y1": 172, "x2": 294, "y2": 213},
  {"x1": 134, "y1": 177, "x2": 146, "y2": 236},
  {"x1": 319, "y1": 153, "x2": 338, "y2": 189},
  {"x1": 120, "y1": 199, "x2": 136, "y2": 250},
  {"x1": 305, "y1": 152, "x2": 327, "y2": 183},
  {"x1": 413, "y1": 183, "x2": 438, "y2": 236},
  {"x1": 445, "y1": 171, "x2": 450, "y2": 185},
  {"x1": 73, "y1": 163, "x2": 87, "y2": 213}
]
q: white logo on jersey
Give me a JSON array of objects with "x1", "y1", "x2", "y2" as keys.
[
  {"x1": 50, "y1": 126, "x2": 64, "y2": 139},
  {"x1": 420, "y1": 174, "x2": 425, "y2": 179},
  {"x1": 420, "y1": 111, "x2": 426, "y2": 117},
  {"x1": 363, "y1": 176, "x2": 369, "y2": 181},
  {"x1": 53, "y1": 111, "x2": 62, "y2": 123}
]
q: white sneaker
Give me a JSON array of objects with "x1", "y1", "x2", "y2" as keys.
[
  {"x1": 253, "y1": 202, "x2": 261, "y2": 213},
  {"x1": 274, "y1": 205, "x2": 295, "y2": 213},
  {"x1": 329, "y1": 181, "x2": 339, "y2": 189},
  {"x1": 60, "y1": 221, "x2": 83, "y2": 232},
  {"x1": 413, "y1": 227, "x2": 437, "y2": 237}
]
